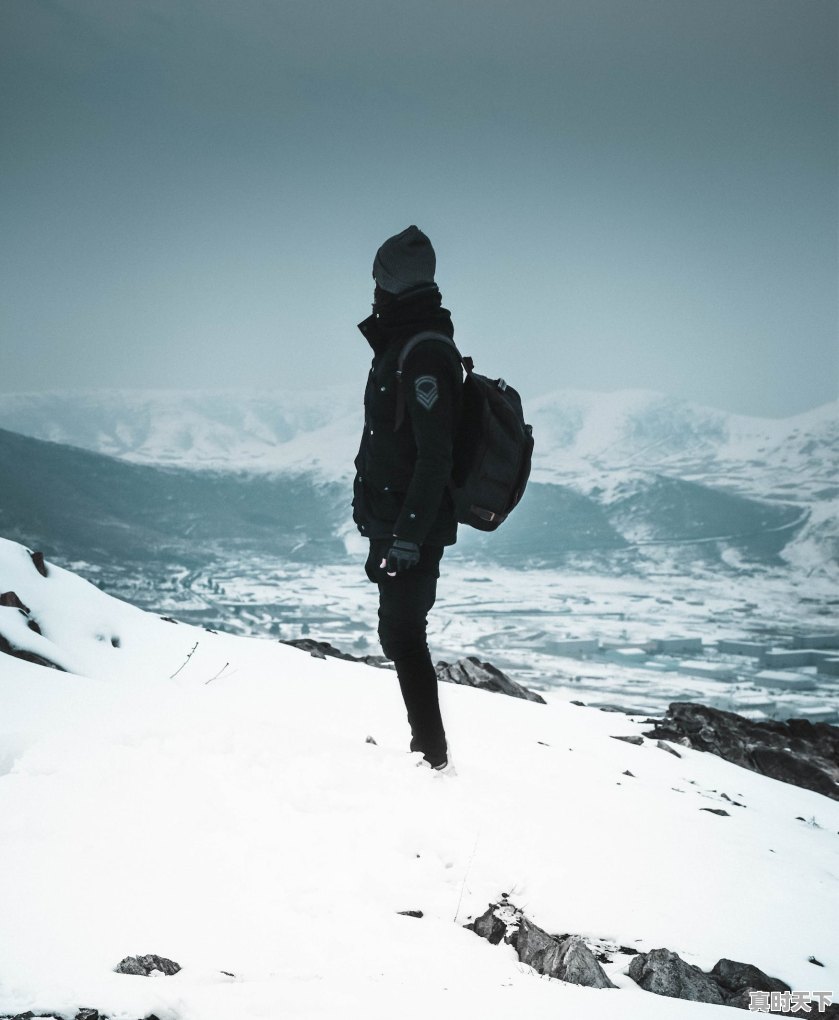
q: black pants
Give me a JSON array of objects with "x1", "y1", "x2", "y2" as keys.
[{"x1": 365, "y1": 538, "x2": 447, "y2": 765}]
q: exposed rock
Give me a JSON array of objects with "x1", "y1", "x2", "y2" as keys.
[
  {"x1": 628, "y1": 947, "x2": 726, "y2": 1004},
  {"x1": 282, "y1": 638, "x2": 392, "y2": 668},
  {"x1": 30, "y1": 550, "x2": 48, "y2": 577},
  {"x1": 643, "y1": 702, "x2": 839, "y2": 801},
  {"x1": 710, "y1": 957, "x2": 790, "y2": 997},
  {"x1": 435, "y1": 657, "x2": 546, "y2": 704},
  {"x1": 0, "y1": 631, "x2": 65, "y2": 671},
  {"x1": 656, "y1": 740, "x2": 682, "y2": 758},
  {"x1": 467, "y1": 902, "x2": 514, "y2": 945},
  {"x1": 553, "y1": 935, "x2": 617, "y2": 989},
  {"x1": 700, "y1": 807, "x2": 730, "y2": 816},
  {"x1": 611, "y1": 734, "x2": 643, "y2": 745},
  {"x1": 282, "y1": 643, "x2": 545, "y2": 703},
  {"x1": 0, "y1": 1011, "x2": 162, "y2": 1020},
  {"x1": 0, "y1": 591, "x2": 30, "y2": 612},
  {"x1": 515, "y1": 913, "x2": 567, "y2": 976},
  {"x1": 466, "y1": 902, "x2": 616, "y2": 988},
  {"x1": 114, "y1": 953, "x2": 180, "y2": 976},
  {"x1": 629, "y1": 951, "x2": 795, "y2": 1009},
  {"x1": 0, "y1": 1013, "x2": 106, "y2": 1020},
  {"x1": 397, "y1": 909, "x2": 424, "y2": 918}
]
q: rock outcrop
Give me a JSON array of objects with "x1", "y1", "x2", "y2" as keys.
[
  {"x1": 643, "y1": 702, "x2": 839, "y2": 801},
  {"x1": 628, "y1": 947, "x2": 726, "y2": 1004},
  {"x1": 282, "y1": 638, "x2": 392, "y2": 668},
  {"x1": 114, "y1": 953, "x2": 180, "y2": 976},
  {"x1": 627, "y1": 947, "x2": 803, "y2": 1010},
  {"x1": 0, "y1": 1012, "x2": 161, "y2": 1020},
  {"x1": 436, "y1": 657, "x2": 546, "y2": 704},
  {"x1": 0, "y1": 590, "x2": 64, "y2": 671},
  {"x1": 283, "y1": 642, "x2": 546, "y2": 703},
  {"x1": 466, "y1": 902, "x2": 615, "y2": 988}
]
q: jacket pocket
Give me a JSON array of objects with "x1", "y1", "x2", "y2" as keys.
[{"x1": 367, "y1": 485, "x2": 404, "y2": 523}]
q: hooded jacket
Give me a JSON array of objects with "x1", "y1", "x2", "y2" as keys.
[{"x1": 352, "y1": 285, "x2": 463, "y2": 547}]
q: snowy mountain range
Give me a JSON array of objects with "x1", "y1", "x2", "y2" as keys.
[
  {"x1": 0, "y1": 387, "x2": 835, "y2": 575},
  {"x1": 1, "y1": 536, "x2": 837, "y2": 1019},
  {"x1": 0, "y1": 387, "x2": 835, "y2": 496}
]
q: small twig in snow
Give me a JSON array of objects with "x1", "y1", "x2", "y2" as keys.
[
  {"x1": 170, "y1": 641, "x2": 199, "y2": 679},
  {"x1": 204, "y1": 662, "x2": 230, "y2": 685},
  {"x1": 453, "y1": 829, "x2": 481, "y2": 924}
]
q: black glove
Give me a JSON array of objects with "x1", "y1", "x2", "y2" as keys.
[{"x1": 381, "y1": 538, "x2": 421, "y2": 576}]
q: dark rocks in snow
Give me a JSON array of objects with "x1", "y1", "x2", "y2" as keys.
[
  {"x1": 0, "y1": 1012, "x2": 164, "y2": 1020},
  {"x1": 469, "y1": 905, "x2": 804, "y2": 1011},
  {"x1": 397, "y1": 909, "x2": 424, "y2": 918},
  {"x1": 0, "y1": 591, "x2": 31, "y2": 612},
  {"x1": 710, "y1": 957, "x2": 790, "y2": 1003},
  {"x1": 610, "y1": 734, "x2": 644, "y2": 745},
  {"x1": 719, "y1": 792, "x2": 745, "y2": 807},
  {"x1": 699, "y1": 807, "x2": 731, "y2": 816},
  {"x1": 628, "y1": 948, "x2": 799, "y2": 1010},
  {"x1": 643, "y1": 702, "x2": 839, "y2": 801},
  {"x1": 0, "y1": 631, "x2": 65, "y2": 671},
  {"x1": 468, "y1": 903, "x2": 510, "y2": 945},
  {"x1": 282, "y1": 638, "x2": 392, "y2": 668},
  {"x1": 0, "y1": 591, "x2": 55, "y2": 664},
  {"x1": 114, "y1": 953, "x2": 180, "y2": 976},
  {"x1": 628, "y1": 948, "x2": 726, "y2": 1004},
  {"x1": 435, "y1": 657, "x2": 546, "y2": 704},
  {"x1": 656, "y1": 739, "x2": 682, "y2": 758},
  {"x1": 284, "y1": 642, "x2": 546, "y2": 703},
  {"x1": 30, "y1": 550, "x2": 48, "y2": 577},
  {"x1": 466, "y1": 903, "x2": 616, "y2": 989}
]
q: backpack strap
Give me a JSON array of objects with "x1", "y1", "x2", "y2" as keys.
[{"x1": 393, "y1": 331, "x2": 467, "y2": 431}]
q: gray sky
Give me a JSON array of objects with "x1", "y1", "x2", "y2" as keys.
[{"x1": 1, "y1": 0, "x2": 836, "y2": 417}]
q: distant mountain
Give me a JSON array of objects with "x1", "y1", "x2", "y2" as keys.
[
  {"x1": 0, "y1": 419, "x2": 811, "y2": 575},
  {"x1": 0, "y1": 388, "x2": 834, "y2": 498},
  {"x1": 0, "y1": 427, "x2": 346, "y2": 568},
  {"x1": 0, "y1": 387, "x2": 358, "y2": 477}
]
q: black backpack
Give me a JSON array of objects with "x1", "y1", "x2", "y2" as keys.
[{"x1": 394, "y1": 331, "x2": 534, "y2": 531}]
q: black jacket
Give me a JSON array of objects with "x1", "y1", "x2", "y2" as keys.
[{"x1": 352, "y1": 285, "x2": 463, "y2": 547}]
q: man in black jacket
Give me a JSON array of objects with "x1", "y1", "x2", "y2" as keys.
[{"x1": 352, "y1": 225, "x2": 463, "y2": 771}]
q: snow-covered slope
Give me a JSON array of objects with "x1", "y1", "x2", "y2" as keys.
[{"x1": 1, "y1": 537, "x2": 837, "y2": 1019}]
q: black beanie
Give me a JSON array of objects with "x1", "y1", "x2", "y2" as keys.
[{"x1": 372, "y1": 225, "x2": 436, "y2": 294}]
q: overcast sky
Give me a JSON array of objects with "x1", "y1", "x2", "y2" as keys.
[{"x1": 1, "y1": 0, "x2": 836, "y2": 417}]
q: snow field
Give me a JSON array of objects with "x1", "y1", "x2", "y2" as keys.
[{"x1": 1, "y1": 538, "x2": 837, "y2": 1019}]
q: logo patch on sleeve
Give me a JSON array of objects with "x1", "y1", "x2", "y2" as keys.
[{"x1": 414, "y1": 375, "x2": 439, "y2": 410}]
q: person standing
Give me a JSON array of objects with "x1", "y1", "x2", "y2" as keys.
[{"x1": 352, "y1": 225, "x2": 463, "y2": 772}]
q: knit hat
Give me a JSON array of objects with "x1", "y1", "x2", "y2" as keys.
[{"x1": 372, "y1": 225, "x2": 436, "y2": 294}]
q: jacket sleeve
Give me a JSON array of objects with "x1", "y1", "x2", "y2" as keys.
[{"x1": 392, "y1": 342, "x2": 461, "y2": 544}]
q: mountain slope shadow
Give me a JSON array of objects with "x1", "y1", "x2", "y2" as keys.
[{"x1": 0, "y1": 427, "x2": 345, "y2": 567}]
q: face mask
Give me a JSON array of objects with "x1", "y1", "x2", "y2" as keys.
[{"x1": 373, "y1": 283, "x2": 397, "y2": 312}]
